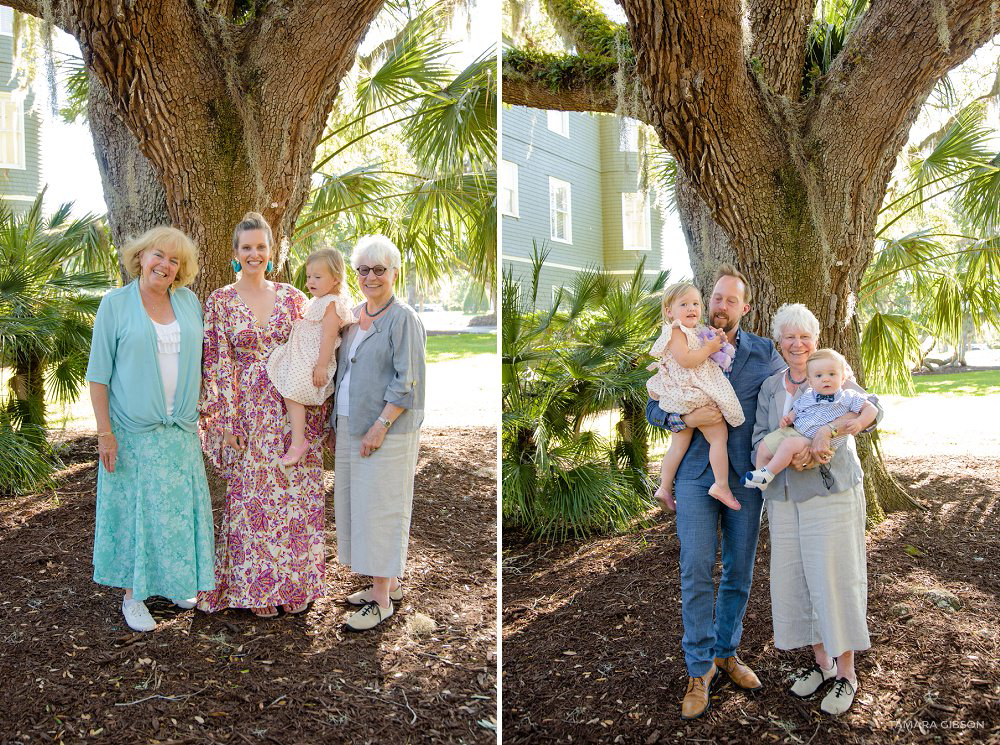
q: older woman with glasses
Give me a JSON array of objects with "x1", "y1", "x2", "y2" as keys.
[{"x1": 329, "y1": 235, "x2": 426, "y2": 632}]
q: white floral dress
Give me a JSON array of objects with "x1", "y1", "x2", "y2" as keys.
[
  {"x1": 266, "y1": 293, "x2": 352, "y2": 405},
  {"x1": 646, "y1": 320, "x2": 745, "y2": 427}
]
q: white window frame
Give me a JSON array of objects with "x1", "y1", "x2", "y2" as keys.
[
  {"x1": 501, "y1": 160, "x2": 519, "y2": 217},
  {"x1": 0, "y1": 8, "x2": 13, "y2": 36},
  {"x1": 548, "y1": 177, "x2": 573, "y2": 244},
  {"x1": 621, "y1": 192, "x2": 651, "y2": 251},
  {"x1": 546, "y1": 110, "x2": 569, "y2": 137},
  {"x1": 619, "y1": 117, "x2": 639, "y2": 152},
  {"x1": 0, "y1": 92, "x2": 26, "y2": 170}
]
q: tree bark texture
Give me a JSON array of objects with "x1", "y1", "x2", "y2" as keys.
[
  {"x1": 4, "y1": 0, "x2": 385, "y2": 299},
  {"x1": 86, "y1": 72, "x2": 169, "y2": 284},
  {"x1": 504, "y1": 0, "x2": 1000, "y2": 517}
]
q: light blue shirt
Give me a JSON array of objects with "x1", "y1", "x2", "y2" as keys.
[
  {"x1": 792, "y1": 387, "x2": 868, "y2": 441},
  {"x1": 86, "y1": 281, "x2": 204, "y2": 433}
]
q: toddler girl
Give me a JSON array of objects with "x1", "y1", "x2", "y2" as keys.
[
  {"x1": 647, "y1": 282, "x2": 745, "y2": 511},
  {"x1": 267, "y1": 249, "x2": 352, "y2": 466}
]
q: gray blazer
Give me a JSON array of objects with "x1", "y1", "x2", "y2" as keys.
[
  {"x1": 751, "y1": 371, "x2": 883, "y2": 502},
  {"x1": 330, "y1": 300, "x2": 426, "y2": 437}
]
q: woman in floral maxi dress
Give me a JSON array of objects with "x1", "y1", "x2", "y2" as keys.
[{"x1": 197, "y1": 212, "x2": 332, "y2": 616}]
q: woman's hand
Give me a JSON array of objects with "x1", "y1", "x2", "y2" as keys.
[
  {"x1": 223, "y1": 431, "x2": 246, "y2": 451},
  {"x1": 312, "y1": 364, "x2": 327, "y2": 388},
  {"x1": 326, "y1": 429, "x2": 336, "y2": 452},
  {"x1": 838, "y1": 418, "x2": 865, "y2": 436},
  {"x1": 810, "y1": 426, "x2": 834, "y2": 463},
  {"x1": 360, "y1": 423, "x2": 387, "y2": 457},
  {"x1": 97, "y1": 434, "x2": 117, "y2": 473}
]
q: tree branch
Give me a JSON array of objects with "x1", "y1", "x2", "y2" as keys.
[
  {"x1": 539, "y1": 0, "x2": 628, "y2": 57},
  {"x1": 812, "y1": 0, "x2": 1000, "y2": 180},
  {"x1": 615, "y1": 0, "x2": 784, "y2": 235},
  {"x1": 746, "y1": 0, "x2": 814, "y2": 99},
  {"x1": 502, "y1": 48, "x2": 624, "y2": 114}
]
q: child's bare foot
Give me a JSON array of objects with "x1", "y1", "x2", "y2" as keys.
[
  {"x1": 280, "y1": 441, "x2": 309, "y2": 467},
  {"x1": 654, "y1": 483, "x2": 676, "y2": 511},
  {"x1": 708, "y1": 482, "x2": 741, "y2": 510}
]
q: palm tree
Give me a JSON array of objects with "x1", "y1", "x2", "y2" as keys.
[
  {"x1": 858, "y1": 98, "x2": 1000, "y2": 394},
  {"x1": 502, "y1": 244, "x2": 669, "y2": 540},
  {"x1": 0, "y1": 194, "x2": 107, "y2": 493}
]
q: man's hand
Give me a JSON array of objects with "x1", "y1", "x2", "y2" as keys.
[
  {"x1": 838, "y1": 418, "x2": 865, "y2": 436},
  {"x1": 681, "y1": 404, "x2": 723, "y2": 429}
]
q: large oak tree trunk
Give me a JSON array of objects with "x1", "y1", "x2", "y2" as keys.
[{"x1": 6, "y1": 0, "x2": 385, "y2": 301}]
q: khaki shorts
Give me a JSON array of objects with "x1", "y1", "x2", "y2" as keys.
[{"x1": 762, "y1": 426, "x2": 809, "y2": 455}]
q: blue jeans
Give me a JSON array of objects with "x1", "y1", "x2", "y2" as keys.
[{"x1": 674, "y1": 479, "x2": 763, "y2": 676}]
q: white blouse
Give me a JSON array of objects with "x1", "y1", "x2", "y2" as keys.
[
  {"x1": 153, "y1": 319, "x2": 180, "y2": 416},
  {"x1": 336, "y1": 326, "x2": 371, "y2": 417}
]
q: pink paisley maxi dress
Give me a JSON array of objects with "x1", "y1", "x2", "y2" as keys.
[{"x1": 197, "y1": 283, "x2": 330, "y2": 612}]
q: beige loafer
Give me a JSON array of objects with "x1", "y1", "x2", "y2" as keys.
[
  {"x1": 346, "y1": 582, "x2": 403, "y2": 606},
  {"x1": 344, "y1": 600, "x2": 395, "y2": 632}
]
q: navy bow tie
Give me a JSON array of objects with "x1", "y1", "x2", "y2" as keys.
[{"x1": 816, "y1": 393, "x2": 836, "y2": 402}]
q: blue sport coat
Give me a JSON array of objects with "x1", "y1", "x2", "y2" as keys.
[{"x1": 646, "y1": 327, "x2": 784, "y2": 486}]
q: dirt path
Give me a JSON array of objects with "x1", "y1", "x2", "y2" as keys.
[
  {"x1": 0, "y1": 427, "x2": 497, "y2": 744},
  {"x1": 502, "y1": 454, "x2": 1000, "y2": 743}
]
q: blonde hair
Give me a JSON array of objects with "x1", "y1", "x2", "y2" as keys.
[
  {"x1": 232, "y1": 211, "x2": 273, "y2": 252},
  {"x1": 121, "y1": 226, "x2": 199, "y2": 288},
  {"x1": 807, "y1": 348, "x2": 848, "y2": 375},
  {"x1": 661, "y1": 281, "x2": 701, "y2": 324},
  {"x1": 715, "y1": 263, "x2": 751, "y2": 305},
  {"x1": 305, "y1": 248, "x2": 346, "y2": 295}
]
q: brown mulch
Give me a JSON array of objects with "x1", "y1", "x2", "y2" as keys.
[
  {"x1": 502, "y1": 456, "x2": 1000, "y2": 744},
  {"x1": 0, "y1": 427, "x2": 497, "y2": 744}
]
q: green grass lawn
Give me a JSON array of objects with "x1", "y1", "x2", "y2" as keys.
[
  {"x1": 911, "y1": 368, "x2": 1000, "y2": 396},
  {"x1": 425, "y1": 332, "x2": 496, "y2": 363}
]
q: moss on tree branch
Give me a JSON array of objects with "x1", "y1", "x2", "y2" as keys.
[
  {"x1": 540, "y1": 0, "x2": 632, "y2": 58},
  {"x1": 503, "y1": 47, "x2": 619, "y2": 94}
]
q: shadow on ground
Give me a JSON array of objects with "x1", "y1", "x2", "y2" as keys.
[{"x1": 502, "y1": 455, "x2": 1000, "y2": 744}]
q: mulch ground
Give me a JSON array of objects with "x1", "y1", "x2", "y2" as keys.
[
  {"x1": 0, "y1": 427, "x2": 497, "y2": 744},
  {"x1": 502, "y1": 455, "x2": 1000, "y2": 744}
]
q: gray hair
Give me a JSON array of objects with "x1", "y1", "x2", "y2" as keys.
[
  {"x1": 771, "y1": 303, "x2": 820, "y2": 342},
  {"x1": 352, "y1": 235, "x2": 402, "y2": 272}
]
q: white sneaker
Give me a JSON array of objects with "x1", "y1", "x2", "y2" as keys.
[
  {"x1": 821, "y1": 677, "x2": 858, "y2": 715},
  {"x1": 171, "y1": 597, "x2": 197, "y2": 610},
  {"x1": 344, "y1": 600, "x2": 394, "y2": 631},
  {"x1": 790, "y1": 660, "x2": 837, "y2": 697},
  {"x1": 122, "y1": 598, "x2": 156, "y2": 632},
  {"x1": 346, "y1": 582, "x2": 403, "y2": 606}
]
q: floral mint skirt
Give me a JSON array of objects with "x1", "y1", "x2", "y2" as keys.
[{"x1": 93, "y1": 424, "x2": 215, "y2": 601}]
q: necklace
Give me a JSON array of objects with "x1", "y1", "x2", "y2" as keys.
[
  {"x1": 363, "y1": 295, "x2": 395, "y2": 318},
  {"x1": 787, "y1": 369, "x2": 806, "y2": 385},
  {"x1": 139, "y1": 280, "x2": 169, "y2": 315}
]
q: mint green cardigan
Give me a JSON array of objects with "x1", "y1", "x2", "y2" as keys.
[{"x1": 85, "y1": 281, "x2": 203, "y2": 433}]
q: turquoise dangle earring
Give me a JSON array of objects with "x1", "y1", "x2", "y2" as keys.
[
  {"x1": 266, "y1": 260, "x2": 274, "y2": 273},
  {"x1": 231, "y1": 259, "x2": 242, "y2": 272}
]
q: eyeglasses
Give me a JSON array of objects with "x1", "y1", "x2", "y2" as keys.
[{"x1": 356, "y1": 265, "x2": 389, "y2": 277}]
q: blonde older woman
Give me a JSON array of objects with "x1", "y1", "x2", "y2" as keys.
[
  {"x1": 330, "y1": 235, "x2": 426, "y2": 632},
  {"x1": 86, "y1": 226, "x2": 214, "y2": 632},
  {"x1": 752, "y1": 303, "x2": 882, "y2": 715}
]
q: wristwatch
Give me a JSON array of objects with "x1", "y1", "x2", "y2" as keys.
[{"x1": 377, "y1": 416, "x2": 392, "y2": 429}]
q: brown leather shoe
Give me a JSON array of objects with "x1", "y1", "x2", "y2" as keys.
[
  {"x1": 714, "y1": 655, "x2": 763, "y2": 691},
  {"x1": 680, "y1": 663, "x2": 719, "y2": 720}
]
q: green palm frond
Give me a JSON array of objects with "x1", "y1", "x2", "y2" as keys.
[
  {"x1": 860, "y1": 312, "x2": 920, "y2": 395},
  {"x1": 355, "y1": 5, "x2": 454, "y2": 121},
  {"x1": 403, "y1": 50, "x2": 496, "y2": 175},
  {"x1": 905, "y1": 102, "x2": 994, "y2": 205},
  {"x1": 953, "y1": 153, "x2": 1000, "y2": 235}
]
